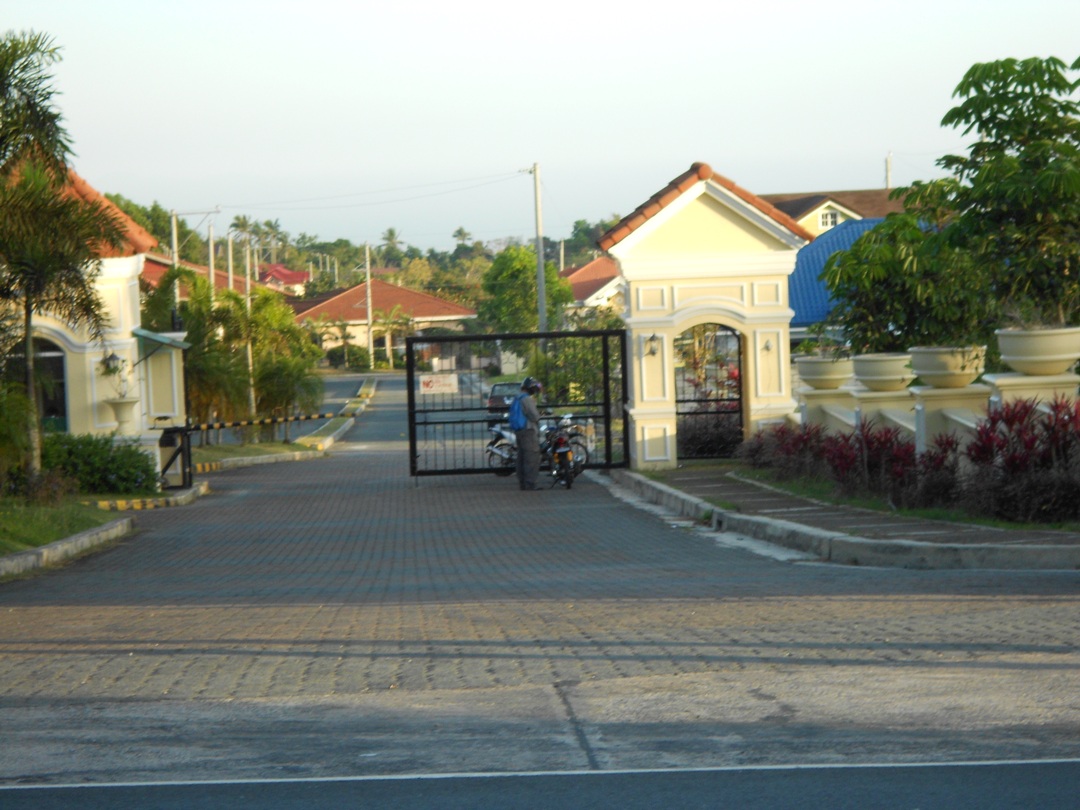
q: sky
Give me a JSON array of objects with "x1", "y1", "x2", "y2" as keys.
[{"x1": 7, "y1": 1, "x2": 1080, "y2": 254}]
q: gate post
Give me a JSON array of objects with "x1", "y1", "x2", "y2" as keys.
[{"x1": 627, "y1": 328, "x2": 678, "y2": 471}]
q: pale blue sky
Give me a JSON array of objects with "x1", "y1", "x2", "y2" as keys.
[{"x1": 7, "y1": 0, "x2": 1080, "y2": 252}]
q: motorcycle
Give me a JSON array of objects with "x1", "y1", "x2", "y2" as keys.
[
  {"x1": 542, "y1": 419, "x2": 585, "y2": 489},
  {"x1": 485, "y1": 423, "x2": 518, "y2": 477},
  {"x1": 485, "y1": 415, "x2": 589, "y2": 487}
]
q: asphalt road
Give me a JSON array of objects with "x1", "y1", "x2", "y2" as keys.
[
  {"x1": 1, "y1": 373, "x2": 1078, "y2": 805},
  {"x1": 4, "y1": 761, "x2": 1080, "y2": 809}
]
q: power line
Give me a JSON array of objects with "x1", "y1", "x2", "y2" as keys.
[{"x1": 220, "y1": 172, "x2": 524, "y2": 212}]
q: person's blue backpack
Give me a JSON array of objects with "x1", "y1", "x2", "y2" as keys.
[{"x1": 508, "y1": 393, "x2": 527, "y2": 430}]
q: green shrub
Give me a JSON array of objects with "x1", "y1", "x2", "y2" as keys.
[
  {"x1": 41, "y1": 433, "x2": 159, "y2": 495},
  {"x1": 326, "y1": 345, "x2": 371, "y2": 371}
]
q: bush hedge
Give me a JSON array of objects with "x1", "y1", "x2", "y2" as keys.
[
  {"x1": 40, "y1": 433, "x2": 159, "y2": 495},
  {"x1": 741, "y1": 397, "x2": 1080, "y2": 523}
]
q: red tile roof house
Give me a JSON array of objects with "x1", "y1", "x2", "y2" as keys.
[
  {"x1": 142, "y1": 252, "x2": 270, "y2": 297},
  {"x1": 289, "y1": 278, "x2": 476, "y2": 369},
  {"x1": 260, "y1": 263, "x2": 311, "y2": 296},
  {"x1": 561, "y1": 255, "x2": 622, "y2": 310}
]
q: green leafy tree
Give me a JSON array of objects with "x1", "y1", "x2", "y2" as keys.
[
  {"x1": 142, "y1": 268, "x2": 246, "y2": 424},
  {"x1": 933, "y1": 56, "x2": 1080, "y2": 325},
  {"x1": 821, "y1": 205, "x2": 994, "y2": 353},
  {"x1": 478, "y1": 245, "x2": 572, "y2": 333},
  {"x1": 562, "y1": 216, "x2": 622, "y2": 267}
]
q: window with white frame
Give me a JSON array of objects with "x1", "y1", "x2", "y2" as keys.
[{"x1": 819, "y1": 210, "x2": 840, "y2": 230}]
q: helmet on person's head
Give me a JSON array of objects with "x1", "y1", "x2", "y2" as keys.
[{"x1": 521, "y1": 376, "x2": 541, "y2": 395}]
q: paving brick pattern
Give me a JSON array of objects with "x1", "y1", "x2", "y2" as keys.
[{"x1": 1, "y1": 379, "x2": 1078, "y2": 705}]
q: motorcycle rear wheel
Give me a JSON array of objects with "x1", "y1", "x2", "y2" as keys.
[
  {"x1": 486, "y1": 440, "x2": 516, "y2": 477},
  {"x1": 558, "y1": 455, "x2": 573, "y2": 489}
]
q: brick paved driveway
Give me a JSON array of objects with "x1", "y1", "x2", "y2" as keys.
[{"x1": 1, "y1": 375, "x2": 1079, "y2": 781}]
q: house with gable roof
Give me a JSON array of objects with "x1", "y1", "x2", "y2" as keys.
[
  {"x1": 561, "y1": 255, "x2": 622, "y2": 311},
  {"x1": 597, "y1": 162, "x2": 813, "y2": 469},
  {"x1": 290, "y1": 278, "x2": 476, "y2": 366},
  {"x1": 260, "y1": 263, "x2": 310, "y2": 296},
  {"x1": 760, "y1": 188, "x2": 903, "y2": 237},
  {"x1": 5, "y1": 171, "x2": 190, "y2": 477}
]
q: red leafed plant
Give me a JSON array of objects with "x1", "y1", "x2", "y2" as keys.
[{"x1": 963, "y1": 397, "x2": 1080, "y2": 522}]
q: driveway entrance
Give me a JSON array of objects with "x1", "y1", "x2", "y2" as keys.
[{"x1": 405, "y1": 329, "x2": 628, "y2": 475}]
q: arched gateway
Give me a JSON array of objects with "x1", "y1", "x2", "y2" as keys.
[{"x1": 598, "y1": 163, "x2": 813, "y2": 471}]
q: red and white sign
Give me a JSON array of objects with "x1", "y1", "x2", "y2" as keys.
[{"x1": 418, "y1": 374, "x2": 459, "y2": 395}]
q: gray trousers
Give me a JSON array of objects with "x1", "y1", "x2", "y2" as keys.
[{"x1": 515, "y1": 428, "x2": 540, "y2": 488}]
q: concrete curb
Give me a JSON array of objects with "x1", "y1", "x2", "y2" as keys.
[
  {"x1": 0, "y1": 517, "x2": 134, "y2": 578},
  {"x1": 294, "y1": 377, "x2": 376, "y2": 451},
  {"x1": 91, "y1": 481, "x2": 210, "y2": 511},
  {"x1": 608, "y1": 468, "x2": 1080, "y2": 571}
]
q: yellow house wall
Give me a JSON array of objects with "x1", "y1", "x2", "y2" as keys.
[
  {"x1": 628, "y1": 195, "x2": 793, "y2": 257},
  {"x1": 796, "y1": 203, "x2": 852, "y2": 237},
  {"x1": 612, "y1": 181, "x2": 802, "y2": 470},
  {"x1": 29, "y1": 254, "x2": 187, "y2": 476}
]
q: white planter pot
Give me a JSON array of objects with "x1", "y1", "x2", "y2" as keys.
[
  {"x1": 794, "y1": 356, "x2": 854, "y2": 390},
  {"x1": 105, "y1": 396, "x2": 140, "y2": 434},
  {"x1": 852, "y1": 353, "x2": 914, "y2": 392},
  {"x1": 995, "y1": 327, "x2": 1080, "y2": 376},
  {"x1": 907, "y1": 345, "x2": 986, "y2": 388}
]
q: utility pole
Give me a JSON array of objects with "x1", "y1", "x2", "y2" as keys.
[
  {"x1": 227, "y1": 231, "x2": 234, "y2": 294},
  {"x1": 244, "y1": 242, "x2": 256, "y2": 422},
  {"x1": 207, "y1": 222, "x2": 215, "y2": 303},
  {"x1": 885, "y1": 151, "x2": 893, "y2": 189},
  {"x1": 531, "y1": 162, "x2": 547, "y2": 332},
  {"x1": 365, "y1": 242, "x2": 374, "y2": 363},
  {"x1": 170, "y1": 210, "x2": 179, "y2": 269}
]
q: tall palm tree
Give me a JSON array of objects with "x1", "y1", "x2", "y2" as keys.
[
  {"x1": 0, "y1": 31, "x2": 70, "y2": 171},
  {"x1": 0, "y1": 31, "x2": 126, "y2": 477},
  {"x1": 0, "y1": 161, "x2": 127, "y2": 475},
  {"x1": 372, "y1": 304, "x2": 412, "y2": 370}
]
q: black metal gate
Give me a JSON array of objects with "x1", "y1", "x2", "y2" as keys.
[
  {"x1": 406, "y1": 329, "x2": 628, "y2": 476},
  {"x1": 675, "y1": 323, "x2": 743, "y2": 459}
]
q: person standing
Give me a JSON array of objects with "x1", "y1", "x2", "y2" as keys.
[{"x1": 514, "y1": 377, "x2": 543, "y2": 490}]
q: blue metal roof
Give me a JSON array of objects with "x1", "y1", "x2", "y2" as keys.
[{"x1": 789, "y1": 218, "x2": 883, "y2": 328}]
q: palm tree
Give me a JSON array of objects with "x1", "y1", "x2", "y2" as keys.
[
  {"x1": 0, "y1": 31, "x2": 70, "y2": 171},
  {"x1": 381, "y1": 227, "x2": 401, "y2": 252},
  {"x1": 0, "y1": 161, "x2": 127, "y2": 475},
  {"x1": 332, "y1": 318, "x2": 354, "y2": 368},
  {"x1": 452, "y1": 226, "x2": 472, "y2": 245},
  {"x1": 372, "y1": 304, "x2": 412, "y2": 370},
  {"x1": 0, "y1": 31, "x2": 128, "y2": 477}
]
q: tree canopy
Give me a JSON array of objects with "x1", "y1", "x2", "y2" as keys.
[
  {"x1": 478, "y1": 245, "x2": 573, "y2": 334},
  {"x1": 823, "y1": 54, "x2": 1080, "y2": 352}
]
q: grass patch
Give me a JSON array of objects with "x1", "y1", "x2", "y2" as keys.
[
  {"x1": 190, "y1": 441, "x2": 301, "y2": 465},
  {"x1": 0, "y1": 498, "x2": 118, "y2": 555}
]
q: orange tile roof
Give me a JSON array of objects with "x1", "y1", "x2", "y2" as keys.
[
  {"x1": 66, "y1": 170, "x2": 158, "y2": 257},
  {"x1": 563, "y1": 256, "x2": 619, "y2": 302},
  {"x1": 597, "y1": 162, "x2": 814, "y2": 252},
  {"x1": 290, "y1": 278, "x2": 476, "y2": 324},
  {"x1": 142, "y1": 252, "x2": 269, "y2": 296},
  {"x1": 260, "y1": 264, "x2": 310, "y2": 285}
]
